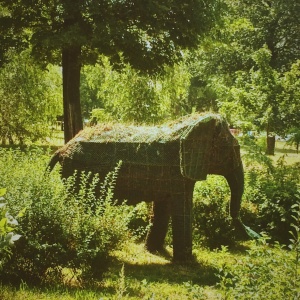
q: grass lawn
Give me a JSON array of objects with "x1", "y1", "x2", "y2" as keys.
[
  {"x1": 273, "y1": 140, "x2": 300, "y2": 164},
  {"x1": 1, "y1": 239, "x2": 299, "y2": 299},
  {"x1": 0, "y1": 241, "x2": 259, "y2": 299},
  {"x1": 1, "y1": 135, "x2": 299, "y2": 299}
]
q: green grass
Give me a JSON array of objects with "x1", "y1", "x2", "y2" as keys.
[
  {"x1": 273, "y1": 140, "x2": 300, "y2": 164},
  {"x1": 1, "y1": 239, "x2": 299, "y2": 299},
  {"x1": 0, "y1": 140, "x2": 299, "y2": 299},
  {"x1": 0, "y1": 242, "x2": 240, "y2": 299}
]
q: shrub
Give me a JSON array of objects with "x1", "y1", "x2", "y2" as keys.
[
  {"x1": 193, "y1": 176, "x2": 237, "y2": 249},
  {"x1": 217, "y1": 204, "x2": 300, "y2": 299},
  {"x1": 0, "y1": 148, "x2": 135, "y2": 285},
  {"x1": 126, "y1": 202, "x2": 151, "y2": 241},
  {"x1": 0, "y1": 188, "x2": 22, "y2": 272},
  {"x1": 244, "y1": 157, "x2": 300, "y2": 245}
]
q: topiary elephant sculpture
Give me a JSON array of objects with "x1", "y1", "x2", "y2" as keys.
[{"x1": 47, "y1": 113, "x2": 257, "y2": 262}]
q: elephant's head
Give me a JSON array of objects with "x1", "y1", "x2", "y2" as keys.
[{"x1": 180, "y1": 115, "x2": 258, "y2": 239}]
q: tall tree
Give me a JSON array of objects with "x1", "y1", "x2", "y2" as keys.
[
  {"x1": 188, "y1": 0, "x2": 300, "y2": 154},
  {"x1": 0, "y1": 0, "x2": 220, "y2": 142},
  {"x1": 233, "y1": 0, "x2": 300, "y2": 71}
]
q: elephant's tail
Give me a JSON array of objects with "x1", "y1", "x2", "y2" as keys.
[{"x1": 45, "y1": 151, "x2": 60, "y2": 174}]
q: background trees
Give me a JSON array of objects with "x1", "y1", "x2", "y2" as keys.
[
  {"x1": 0, "y1": 50, "x2": 62, "y2": 144},
  {"x1": 0, "y1": 0, "x2": 220, "y2": 142},
  {"x1": 187, "y1": 0, "x2": 300, "y2": 153},
  {"x1": 0, "y1": 0, "x2": 299, "y2": 148}
]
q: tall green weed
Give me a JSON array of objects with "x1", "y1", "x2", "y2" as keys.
[
  {"x1": 193, "y1": 176, "x2": 236, "y2": 249},
  {"x1": 0, "y1": 188, "x2": 22, "y2": 271},
  {"x1": 0, "y1": 148, "x2": 135, "y2": 285},
  {"x1": 217, "y1": 204, "x2": 300, "y2": 299},
  {"x1": 243, "y1": 137, "x2": 300, "y2": 245}
]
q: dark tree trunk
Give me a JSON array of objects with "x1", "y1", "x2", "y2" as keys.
[
  {"x1": 62, "y1": 46, "x2": 83, "y2": 143},
  {"x1": 266, "y1": 135, "x2": 275, "y2": 155},
  {"x1": 265, "y1": 123, "x2": 275, "y2": 155}
]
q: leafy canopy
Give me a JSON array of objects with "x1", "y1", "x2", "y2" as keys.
[{"x1": 1, "y1": 0, "x2": 221, "y2": 73}]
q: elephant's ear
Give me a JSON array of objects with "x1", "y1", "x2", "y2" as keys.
[{"x1": 180, "y1": 115, "x2": 217, "y2": 181}]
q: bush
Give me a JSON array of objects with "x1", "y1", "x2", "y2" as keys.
[
  {"x1": 0, "y1": 188, "x2": 22, "y2": 272},
  {"x1": 0, "y1": 148, "x2": 135, "y2": 285},
  {"x1": 193, "y1": 176, "x2": 237, "y2": 249},
  {"x1": 244, "y1": 157, "x2": 300, "y2": 245},
  {"x1": 217, "y1": 204, "x2": 300, "y2": 299}
]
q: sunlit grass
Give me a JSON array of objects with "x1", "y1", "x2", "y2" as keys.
[
  {"x1": 0, "y1": 241, "x2": 229, "y2": 299},
  {"x1": 1, "y1": 236, "x2": 298, "y2": 299},
  {"x1": 273, "y1": 140, "x2": 300, "y2": 164}
]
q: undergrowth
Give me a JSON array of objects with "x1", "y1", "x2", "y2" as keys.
[
  {"x1": 0, "y1": 148, "x2": 137, "y2": 285},
  {"x1": 0, "y1": 145, "x2": 299, "y2": 299}
]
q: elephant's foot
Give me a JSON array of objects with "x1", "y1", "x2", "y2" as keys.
[
  {"x1": 145, "y1": 240, "x2": 164, "y2": 253},
  {"x1": 172, "y1": 248, "x2": 194, "y2": 263},
  {"x1": 145, "y1": 201, "x2": 170, "y2": 253}
]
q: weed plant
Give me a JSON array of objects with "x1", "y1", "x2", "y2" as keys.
[
  {"x1": 0, "y1": 147, "x2": 136, "y2": 285},
  {"x1": 242, "y1": 137, "x2": 300, "y2": 245},
  {"x1": 193, "y1": 176, "x2": 236, "y2": 249},
  {"x1": 0, "y1": 188, "x2": 22, "y2": 271},
  {"x1": 217, "y1": 204, "x2": 300, "y2": 299}
]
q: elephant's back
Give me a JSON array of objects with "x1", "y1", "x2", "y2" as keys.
[
  {"x1": 68, "y1": 112, "x2": 220, "y2": 144},
  {"x1": 58, "y1": 112, "x2": 222, "y2": 171},
  {"x1": 60, "y1": 139, "x2": 180, "y2": 168}
]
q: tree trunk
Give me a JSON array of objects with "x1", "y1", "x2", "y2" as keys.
[
  {"x1": 265, "y1": 123, "x2": 275, "y2": 155},
  {"x1": 62, "y1": 46, "x2": 83, "y2": 143},
  {"x1": 266, "y1": 135, "x2": 275, "y2": 155}
]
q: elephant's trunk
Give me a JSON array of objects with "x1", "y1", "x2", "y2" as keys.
[
  {"x1": 224, "y1": 164, "x2": 244, "y2": 220},
  {"x1": 224, "y1": 164, "x2": 249, "y2": 238}
]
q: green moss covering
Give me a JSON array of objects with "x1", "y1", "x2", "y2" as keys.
[{"x1": 71, "y1": 113, "x2": 220, "y2": 144}]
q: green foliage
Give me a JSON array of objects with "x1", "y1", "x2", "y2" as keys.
[
  {"x1": 126, "y1": 202, "x2": 151, "y2": 241},
  {"x1": 0, "y1": 0, "x2": 220, "y2": 71},
  {"x1": 0, "y1": 148, "x2": 135, "y2": 285},
  {"x1": 189, "y1": 1, "x2": 300, "y2": 139},
  {"x1": 0, "y1": 50, "x2": 62, "y2": 145},
  {"x1": 100, "y1": 66, "x2": 162, "y2": 123},
  {"x1": 1, "y1": 0, "x2": 221, "y2": 141},
  {"x1": 217, "y1": 205, "x2": 300, "y2": 299},
  {"x1": 193, "y1": 176, "x2": 236, "y2": 249},
  {"x1": 286, "y1": 127, "x2": 300, "y2": 154},
  {"x1": 90, "y1": 108, "x2": 113, "y2": 124},
  {"x1": 243, "y1": 138, "x2": 300, "y2": 245},
  {"x1": 0, "y1": 188, "x2": 22, "y2": 271},
  {"x1": 81, "y1": 59, "x2": 192, "y2": 124}
]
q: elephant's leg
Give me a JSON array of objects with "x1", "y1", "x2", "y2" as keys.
[
  {"x1": 171, "y1": 180, "x2": 195, "y2": 262},
  {"x1": 145, "y1": 201, "x2": 170, "y2": 252}
]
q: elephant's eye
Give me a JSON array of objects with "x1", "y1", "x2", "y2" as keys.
[{"x1": 215, "y1": 123, "x2": 222, "y2": 136}]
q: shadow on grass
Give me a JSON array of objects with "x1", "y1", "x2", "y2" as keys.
[
  {"x1": 108, "y1": 241, "x2": 252, "y2": 288},
  {"x1": 122, "y1": 260, "x2": 218, "y2": 286},
  {"x1": 0, "y1": 243, "x2": 253, "y2": 299}
]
